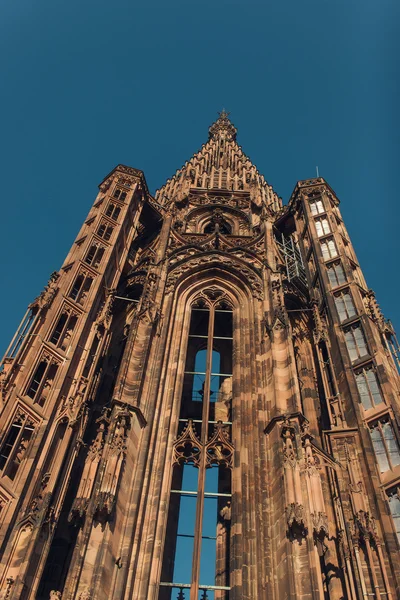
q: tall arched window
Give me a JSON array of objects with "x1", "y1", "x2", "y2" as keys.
[{"x1": 159, "y1": 294, "x2": 234, "y2": 600}]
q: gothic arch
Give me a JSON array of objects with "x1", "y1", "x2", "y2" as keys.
[
  {"x1": 184, "y1": 204, "x2": 251, "y2": 235},
  {"x1": 203, "y1": 216, "x2": 233, "y2": 235},
  {"x1": 148, "y1": 268, "x2": 265, "y2": 598},
  {"x1": 166, "y1": 252, "x2": 263, "y2": 300}
]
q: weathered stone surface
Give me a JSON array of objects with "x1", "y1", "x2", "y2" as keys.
[{"x1": 0, "y1": 114, "x2": 399, "y2": 599}]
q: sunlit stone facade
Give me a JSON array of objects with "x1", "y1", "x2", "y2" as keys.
[{"x1": 0, "y1": 113, "x2": 400, "y2": 599}]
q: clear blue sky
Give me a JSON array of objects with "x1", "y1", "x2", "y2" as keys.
[{"x1": 1, "y1": 0, "x2": 399, "y2": 355}]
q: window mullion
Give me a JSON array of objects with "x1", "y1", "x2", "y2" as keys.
[
  {"x1": 36, "y1": 361, "x2": 51, "y2": 404},
  {"x1": 379, "y1": 421, "x2": 393, "y2": 470},
  {"x1": 190, "y1": 305, "x2": 215, "y2": 600},
  {"x1": 366, "y1": 375, "x2": 374, "y2": 407},
  {"x1": 60, "y1": 317, "x2": 70, "y2": 345}
]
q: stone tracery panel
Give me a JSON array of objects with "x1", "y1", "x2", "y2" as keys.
[{"x1": 165, "y1": 253, "x2": 263, "y2": 299}]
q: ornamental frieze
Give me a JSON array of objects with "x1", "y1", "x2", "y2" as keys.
[
  {"x1": 168, "y1": 236, "x2": 265, "y2": 271},
  {"x1": 187, "y1": 192, "x2": 250, "y2": 210}
]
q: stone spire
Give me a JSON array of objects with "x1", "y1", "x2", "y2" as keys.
[
  {"x1": 155, "y1": 111, "x2": 281, "y2": 211},
  {"x1": 208, "y1": 110, "x2": 237, "y2": 141}
]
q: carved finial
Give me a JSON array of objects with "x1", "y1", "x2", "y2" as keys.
[
  {"x1": 209, "y1": 110, "x2": 237, "y2": 141},
  {"x1": 218, "y1": 108, "x2": 230, "y2": 119},
  {"x1": 3, "y1": 578, "x2": 14, "y2": 600}
]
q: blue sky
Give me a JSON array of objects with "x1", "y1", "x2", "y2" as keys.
[{"x1": 1, "y1": 0, "x2": 399, "y2": 355}]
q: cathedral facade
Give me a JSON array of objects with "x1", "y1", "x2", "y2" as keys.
[{"x1": 0, "y1": 113, "x2": 399, "y2": 600}]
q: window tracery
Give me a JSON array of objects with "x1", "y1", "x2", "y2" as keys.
[
  {"x1": 69, "y1": 271, "x2": 94, "y2": 305},
  {"x1": 160, "y1": 291, "x2": 233, "y2": 600},
  {"x1": 0, "y1": 408, "x2": 38, "y2": 480},
  {"x1": 26, "y1": 351, "x2": 60, "y2": 407}
]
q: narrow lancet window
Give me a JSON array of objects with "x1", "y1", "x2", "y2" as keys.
[
  {"x1": 355, "y1": 367, "x2": 384, "y2": 410},
  {"x1": 113, "y1": 188, "x2": 127, "y2": 201},
  {"x1": 160, "y1": 295, "x2": 233, "y2": 600},
  {"x1": 334, "y1": 290, "x2": 356, "y2": 322},
  {"x1": 344, "y1": 323, "x2": 368, "y2": 362},
  {"x1": 50, "y1": 311, "x2": 78, "y2": 351},
  {"x1": 26, "y1": 357, "x2": 59, "y2": 407},
  {"x1": 369, "y1": 416, "x2": 400, "y2": 473},
  {"x1": 327, "y1": 261, "x2": 346, "y2": 287},
  {"x1": 97, "y1": 223, "x2": 114, "y2": 240},
  {"x1": 69, "y1": 273, "x2": 93, "y2": 305},
  {"x1": 309, "y1": 198, "x2": 324, "y2": 215},
  {"x1": 320, "y1": 238, "x2": 338, "y2": 260},
  {"x1": 106, "y1": 203, "x2": 121, "y2": 221},
  {"x1": 315, "y1": 216, "x2": 331, "y2": 237},
  {"x1": 85, "y1": 244, "x2": 105, "y2": 269},
  {"x1": 0, "y1": 411, "x2": 37, "y2": 480}
]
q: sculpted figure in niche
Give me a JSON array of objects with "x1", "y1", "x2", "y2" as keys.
[{"x1": 215, "y1": 376, "x2": 232, "y2": 423}]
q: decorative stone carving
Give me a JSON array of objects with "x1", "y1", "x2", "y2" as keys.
[
  {"x1": 206, "y1": 422, "x2": 234, "y2": 469},
  {"x1": 173, "y1": 418, "x2": 233, "y2": 470},
  {"x1": 99, "y1": 178, "x2": 112, "y2": 192},
  {"x1": 311, "y1": 511, "x2": 329, "y2": 538},
  {"x1": 165, "y1": 254, "x2": 263, "y2": 299},
  {"x1": 23, "y1": 476, "x2": 52, "y2": 529},
  {"x1": 352, "y1": 510, "x2": 377, "y2": 543},
  {"x1": 303, "y1": 436, "x2": 318, "y2": 475},
  {"x1": 49, "y1": 591, "x2": 62, "y2": 600},
  {"x1": 209, "y1": 110, "x2": 237, "y2": 141},
  {"x1": 93, "y1": 406, "x2": 130, "y2": 522},
  {"x1": 188, "y1": 192, "x2": 249, "y2": 210},
  {"x1": 311, "y1": 301, "x2": 328, "y2": 343},
  {"x1": 58, "y1": 377, "x2": 88, "y2": 426},
  {"x1": 219, "y1": 500, "x2": 231, "y2": 523},
  {"x1": 280, "y1": 418, "x2": 308, "y2": 539},
  {"x1": 173, "y1": 219, "x2": 184, "y2": 232},
  {"x1": 155, "y1": 112, "x2": 281, "y2": 211},
  {"x1": 30, "y1": 272, "x2": 60, "y2": 311},
  {"x1": 286, "y1": 502, "x2": 307, "y2": 534},
  {"x1": 95, "y1": 288, "x2": 116, "y2": 329},
  {"x1": 0, "y1": 369, "x2": 13, "y2": 404},
  {"x1": 69, "y1": 409, "x2": 110, "y2": 524},
  {"x1": 173, "y1": 420, "x2": 202, "y2": 467},
  {"x1": 3, "y1": 578, "x2": 14, "y2": 600},
  {"x1": 301, "y1": 429, "x2": 329, "y2": 538},
  {"x1": 365, "y1": 289, "x2": 386, "y2": 331},
  {"x1": 282, "y1": 422, "x2": 296, "y2": 468}
]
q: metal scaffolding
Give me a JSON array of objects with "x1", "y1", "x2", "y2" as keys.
[{"x1": 276, "y1": 233, "x2": 308, "y2": 288}]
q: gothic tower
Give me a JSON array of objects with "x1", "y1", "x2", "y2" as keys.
[{"x1": 0, "y1": 112, "x2": 399, "y2": 600}]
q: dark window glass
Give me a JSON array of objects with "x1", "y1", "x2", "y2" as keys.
[
  {"x1": 27, "y1": 361, "x2": 47, "y2": 399},
  {"x1": 0, "y1": 413, "x2": 36, "y2": 480},
  {"x1": 50, "y1": 313, "x2": 68, "y2": 345}
]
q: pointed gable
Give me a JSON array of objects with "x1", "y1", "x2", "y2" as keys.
[{"x1": 155, "y1": 111, "x2": 282, "y2": 212}]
